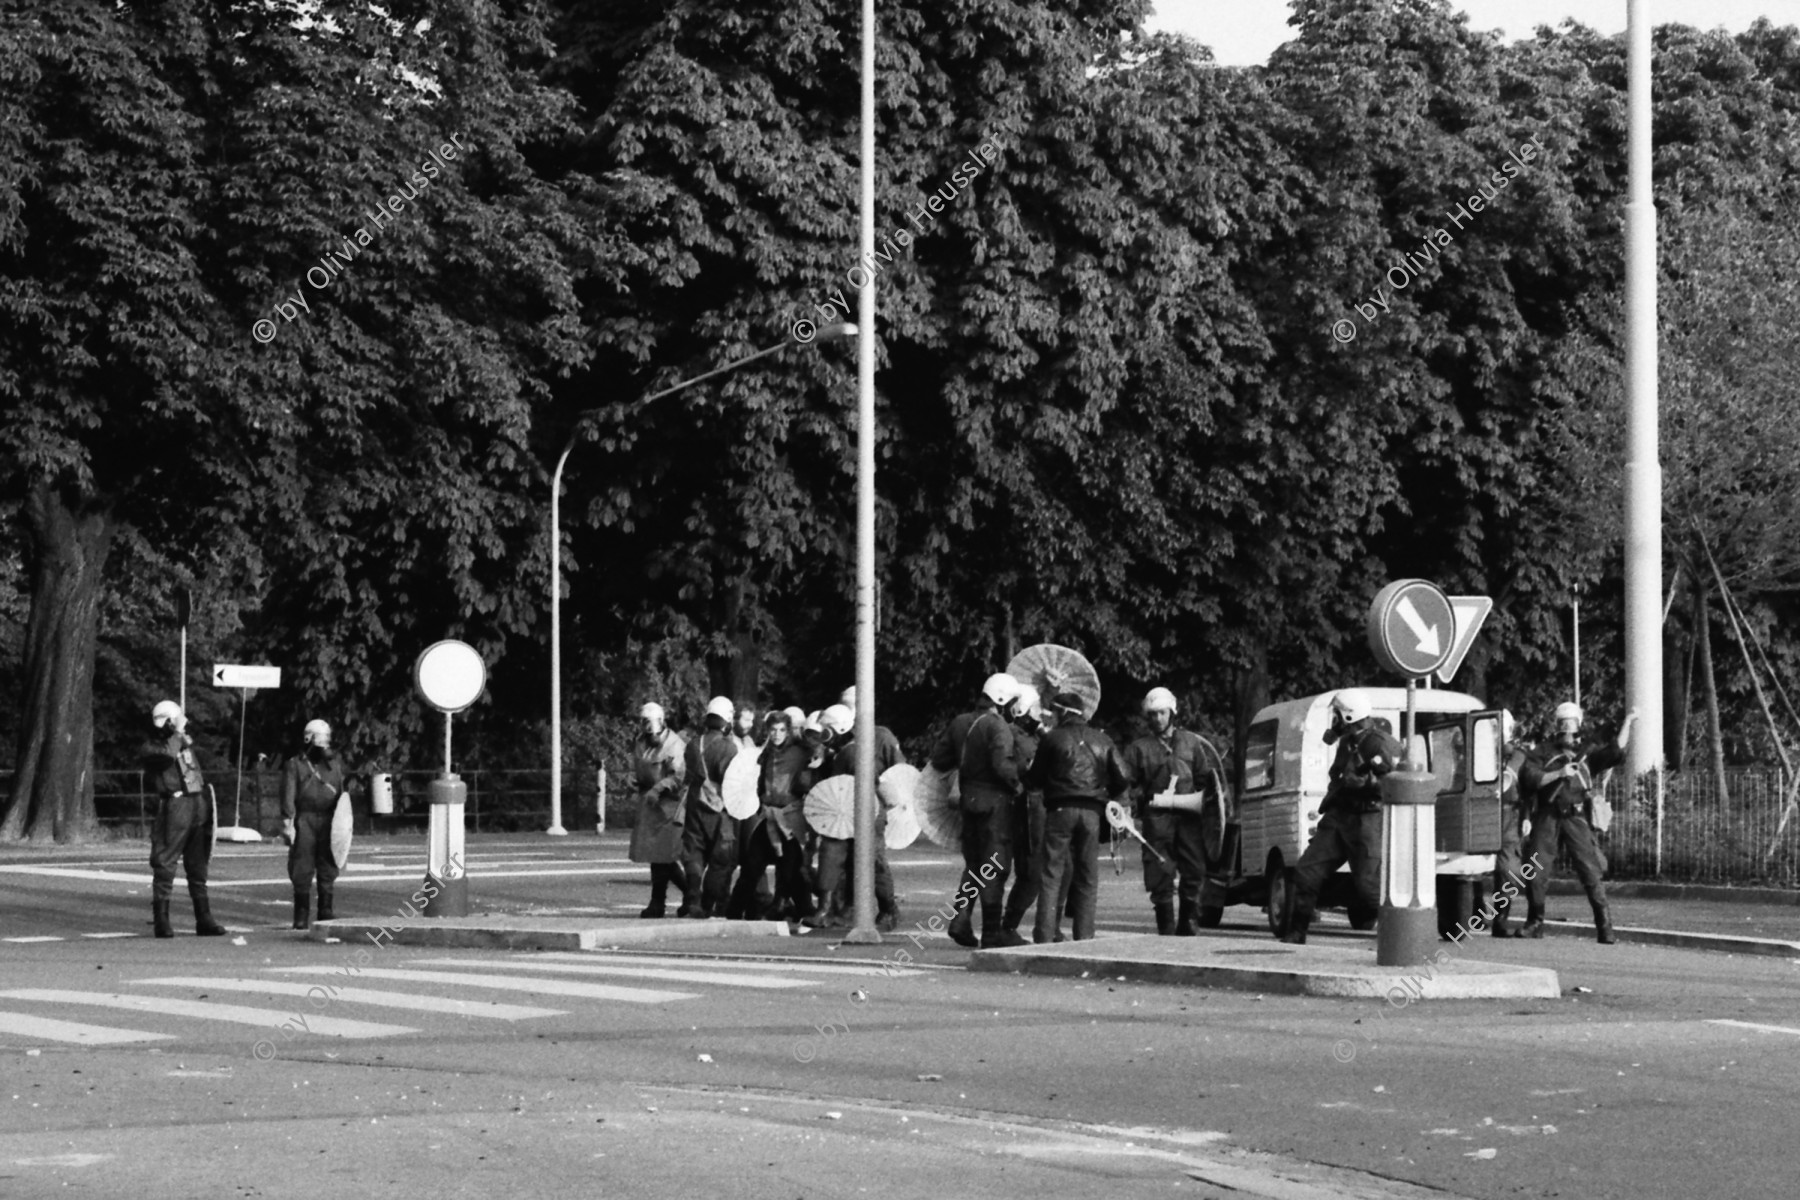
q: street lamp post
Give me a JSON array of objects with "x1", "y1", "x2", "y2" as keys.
[{"x1": 548, "y1": 325, "x2": 856, "y2": 836}]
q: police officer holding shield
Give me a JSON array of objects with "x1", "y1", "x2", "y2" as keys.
[{"x1": 280, "y1": 718, "x2": 349, "y2": 929}]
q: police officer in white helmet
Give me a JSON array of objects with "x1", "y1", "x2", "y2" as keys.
[
  {"x1": 938, "y1": 673, "x2": 1025, "y2": 947},
  {"x1": 678, "y1": 697, "x2": 741, "y2": 917},
  {"x1": 627, "y1": 702, "x2": 689, "y2": 918},
  {"x1": 1517, "y1": 701, "x2": 1637, "y2": 943},
  {"x1": 1281, "y1": 689, "x2": 1401, "y2": 944},
  {"x1": 281, "y1": 718, "x2": 351, "y2": 929},
  {"x1": 142, "y1": 700, "x2": 226, "y2": 938},
  {"x1": 1120, "y1": 687, "x2": 1220, "y2": 936}
]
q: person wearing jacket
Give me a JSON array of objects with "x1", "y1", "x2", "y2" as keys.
[
  {"x1": 142, "y1": 700, "x2": 226, "y2": 938},
  {"x1": 1518, "y1": 702, "x2": 1636, "y2": 943},
  {"x1": 628, "y1": 702, "x2": 688, "y2": 918},
  {"x1": 1281, "y1": 689, "x2": 1402, "y2": 945},
  {"x1": 1121, "y1": 687, "x2": 1218, "y2": 936},
  {"x1": 821, "y1": 706, "x2": 904, "y2": 932},
  {"x1": 1000, "y1": 685, "x2": 1048, "y2": 938},
  {"x1": 679, "y1": 696, "x2": 741, "y2": 918},
  {"x1": 733, "y1": 709, "x2": 812, "y2": 921},
  {"x1": 1472, "y1": 710, "x2": 1532, "y2": 938},
  {"x1": 280, "y1": 719, "x2": 350, "y2": 929},
  {"x1": 1026, "y1": 691, "x2": 1128, "y2": 944},
  {"x1": 946, "y1": 674, "x2": 1024, "y2": 948}
]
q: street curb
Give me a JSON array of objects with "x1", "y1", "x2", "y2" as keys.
[
  {"x1": 1549, "y1": 879, "x2": 1800, "y2": 905},
  {"x1": 967, "y1": 933, "x2": 1561, "y2": 999},
  {"x1": 1537, "y1": 919, "x2": 1800, "y2": 958},
  {"x1": 310, "y1": 915, "x2": 791, "y2": 951}
]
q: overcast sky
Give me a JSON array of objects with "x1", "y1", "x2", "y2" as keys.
[{"x1": 1145, "y1": 1, "x2": 1787, "y2": 65}]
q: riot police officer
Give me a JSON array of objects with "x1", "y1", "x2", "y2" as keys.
[
  {"x1": 280, "y1": 718, "x2": 349, "y2": 929},
  {"x1": 1121, "y1": 687, "x2": 1217, "y2": 936},
  {"x1": 143, "y1": 701, "x2": 226, "y2": 938},
  {"x1": 1280, "y1": 689, "x2": 1401, "y2": 944},
  {"x1": 1518, "y1": 702, "x2": 1637, "y2": 943}
]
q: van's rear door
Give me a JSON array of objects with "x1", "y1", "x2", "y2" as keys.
[{"x1": 1433, "y1": 709, "x2": 1503, "y2": 854}]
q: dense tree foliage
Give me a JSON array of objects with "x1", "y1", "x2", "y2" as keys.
[{"x1": 5, "y1": 0, "x2": 1800, "y2": 841}]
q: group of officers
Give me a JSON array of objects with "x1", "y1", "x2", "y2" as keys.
[
  {"x1": 1279, "y1": 689, "x2": 1637, "y2": 946},
  {"x1": 140, "y1": 699, "x2": 357, "y2": 937},
  {"x1": 625, "y1": 676, "x2": 1229, "y2": 948}
]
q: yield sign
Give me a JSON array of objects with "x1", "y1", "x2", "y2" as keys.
[{"x1": 1434, "y1": 596, "x2": 1494, "y2": 686}]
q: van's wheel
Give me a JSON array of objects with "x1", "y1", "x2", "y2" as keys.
[
  {"x1": 1436, "y1": 877, "x2": 1474, "y2": 939},
  {"x1": 1265, "y1": 857, "x2": 1295, "y2": 937}
]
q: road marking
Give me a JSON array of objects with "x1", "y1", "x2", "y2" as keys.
[
  {"x1": 266, "y1": 966, "x2": 698, "y2": 1004},
  {"x1": 1706, "y1": 1019, "x2": 1800, "y2": 1038},
  {"x1": 0, "y1": 990, "x2": 415, "y2": 1039},
  {"x1": 81, "y1": 932, "x2": 136, "y2": 939},
  {"x1": 2, "y1": 936, "x2": 64, "y2": 943},
  {"x1": 408, "y1": 957, "x2": 816, "y2": 990},
  {"x1": 0, "y1": 866, "x2": 152, "y2": 884},
  {"x1": 0, "y1": 1012, "x2": 174, "y2": 1045},
  {"x1": 535, "y1": 952, "x2": 927, "y2": 978},
  {"x1": 209, "y1": 866, "x2": 655, "y2": 887},
  {"x1": 131, "y1": 977, "x2": 566, "y2": 1021}
]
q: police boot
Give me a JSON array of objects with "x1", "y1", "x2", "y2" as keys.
[
  {"x1": 316, "y1": 886, "x2": 336, "y2": 923},
  {"x1": 1280, "y1": 908, "x2": 1310, "y2": 945},
  {"x1": 1592, "y1": 899, "x2": 1616, "y2": 944},
  {"x1": 190, "y1": 885, "x2": 227, "y2": 937},
  {"x1": 153, "y1": 899, "x2": 175, "y2": 939},
  {"x1": 1176, "y1": 899, "x2": 1199, "y2": 937},
  {"x1": 292, "y1": 891, "x2": 312, "y2": 931},
  {"x1": 1519, "y1": 908, "x2": 1546, "y2": 939},
  {"x1": 947, "y1": 905, "x2": 979, "y2": 948},
  {"x1": 1153, "y1": 901, "x2": 1175, "y2": 936},
  {"x1": 1490, "y1": 911, "x2": 1518, "y2": 938}
]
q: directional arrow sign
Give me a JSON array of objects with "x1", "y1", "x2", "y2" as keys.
[
  {"x1": 1434, "y1": 596, "x2": 1494, "y2": 686},
  {"x1": 214, "y1": 663, "x2": 281, "y2": 690},
  {"x1": 1366, "y1": 580, "x2": 1454, "y2": 678}
]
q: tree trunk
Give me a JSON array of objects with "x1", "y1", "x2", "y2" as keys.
[
  {"x1": 1, "y1": 483, "x2": 114, "y2": 843},
  {"x1": 705, "y1": 575, "x2": 761, "y2": 704},
  {"x1": 1668, "y1": 585, "x2": 1697, "y2": 772},
  {"x1": 1694, "y1": 582, "x2": 1730, "y2": 808},
  {"x1": 1229, "y1": 642, "x2": 1271, "y2": 789}
]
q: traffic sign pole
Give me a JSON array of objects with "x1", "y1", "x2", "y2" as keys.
[{"x1": 1367, "y1": 581, "x2": 1454, "y2": 967}]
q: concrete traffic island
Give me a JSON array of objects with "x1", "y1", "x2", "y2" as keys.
[
  {"x1": 310, "y1": 915, "x2": 791, "y2": 951},
  {"x1": 968, "y1": 933, "x2": 1561, "y2": 999}
]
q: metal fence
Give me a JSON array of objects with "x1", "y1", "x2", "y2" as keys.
[
  {"x1": 2, "y1": 768, "x2": 622, "y2": 838},
  {"x1": 1594, "y1": 767, "x2": 1800, "y2": 887}
]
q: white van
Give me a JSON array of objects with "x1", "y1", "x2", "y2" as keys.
[{"x1": 1206, "y1": 688, "x2": 1504, "y2": 936}]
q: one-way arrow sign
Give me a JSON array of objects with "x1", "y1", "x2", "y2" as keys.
[
  {"x1": 1434, "y1": 596, "x2": 1494, "y2": 686},
  {"x1": 214, "y1": 663, "x2": 281, "y2": 689}
]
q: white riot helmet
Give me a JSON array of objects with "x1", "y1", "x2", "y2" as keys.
[
  {"x1": 1013, "y1": 683, "x2": 1042, "y2": 722},
  {"x1": 821, "y1": 704, "x2": 854, "y2": 737},
  {"x1": 839, "y1": 686, "x2": 856, "y2": 708},
  {"x1": 303, "y1": 719, "x2": 331, "y2": 747},
  {"x1": 639, "y1": 701, "x2": 665, "y2": 722},
  {"x1": 152, "y1": 700, "x2": 183, "y2": 728},
  {"x1": 1502, "y1": 709, "x2": 1517, "y2": 742},
  {"x1": 705, "y1": 696, "x2": 735, "y2": 723},
  {"x1": 1553, "y1": 701, "x2": 1583, "y2": 725},
  {"x1": 1143, "y1": 687, "x2": 1178, "y2": 714},
  {"x1": 1332, "y1": 689, "x2": 1372, "y2": 724},
  {"x1": 782, "y1": 706, "x2": 806, "y2": 729},
  {"x1": 981, "y1": 673, "x2": 1019, "y2": 706}
]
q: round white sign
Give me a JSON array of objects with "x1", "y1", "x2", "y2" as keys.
[{"x1": 415, "y1": 640, "x2": 486, "y2": 713}]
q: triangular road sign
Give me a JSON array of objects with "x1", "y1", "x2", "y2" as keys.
[{"x1": 1434, "y1": 596, "x2": 1493, "y2": 686}]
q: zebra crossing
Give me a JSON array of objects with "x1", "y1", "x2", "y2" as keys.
[{"x1": 0, "y1": 953, "x2": 894, "y2": 1049}]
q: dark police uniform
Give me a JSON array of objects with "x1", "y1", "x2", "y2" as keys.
[
  {"x1": 1001, "y1": 719, "x2": 1045, "y2": 934},
  {"x1": 1282, "y1": 716, "x2": 1402, "y2": 943},
  {"x1": 1026, "y1": 712, "x2": 1128, "y2": 943},
  {"x1": 143, "y1": 729, "x2": 225, "y2": 937},
  {"x1": 816, "y1": 727, "x2": 903, "y2": 930},
  {"x1": 1474, "y1": 741, "x2": 1531, "y2": 936},
  {"x1": 678, "y1": 721, "x2": 739, "y2": 917},
  {"x1": 950, "y1": 707, "x2": 1021, "y2": 946},
  {"x1": 281, "y1": 746, "x2": 349, "y2": 926},
  {"x1": 1518, "y1": 730, "x2": 1625, "y2": 940},
  {"x1": 728, "y1": 735, "x2": 812, "y2": 920},
  {"x1": 1121, "y1": 727, "x2": 1216, "y2": 935}
]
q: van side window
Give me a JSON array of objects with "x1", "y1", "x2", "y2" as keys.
[
  {"x1": 1471, "y1": 715, "x2": 1499, "y2": 784},
  {"x1": 1426, "y1": 725, "x2": 1466, "y2": 791},
  {"x1": 1242, "y1": 720, "x2": 1279, "y2": 791}
]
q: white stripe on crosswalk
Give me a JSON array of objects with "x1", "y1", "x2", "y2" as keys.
[
  {"x1": 131, "y1": 977, "x2": 565, "y2": 1021},
  {"x1": 0, "y1": 866, "x2": 152, "y2": 884},
  {"x1": 534, "y1": 951, "x2": 927, "y2": 978},
  {"x1": 1706, "y1": 1019, "x2": 1800, "y2": 1038},
  {"x1": 82, "y1": 932, "x2": 136, "y2": 939},
  {"x1": 0, "y1": 1012, "x2": 174, "y2": 1045},
  {"x1": 0, "y1": 990, "x2": 415, "y2": 1039},
  {"x1": 2, "y1": 936, "x2": 63, "y2": 943},
  {"x1": 407, "y1": 957, "x2": 815, "y2": 990},
  {"x1": 267, "y1": 966, "x2": 697, "y2": 1004}
]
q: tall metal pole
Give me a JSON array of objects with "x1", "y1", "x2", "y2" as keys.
[
  {"x1": 1624, "y1": 0, "x2": 1664, "y2": 777},
  {"x1": 844, "y1": 0, "x2": 881, "y2": 944},
  {"x1": 547, "y1": 444, "x2": 573, "y2": 836}
]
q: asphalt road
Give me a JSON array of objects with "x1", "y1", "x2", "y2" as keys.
[{"x1": 2, "y1": 834, "x2": 1798, "y2": 1199}]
